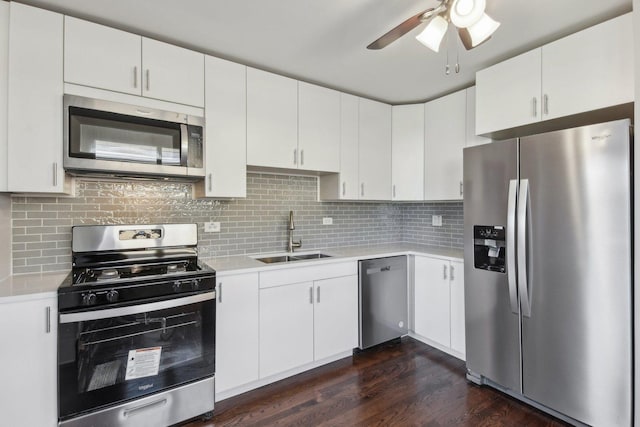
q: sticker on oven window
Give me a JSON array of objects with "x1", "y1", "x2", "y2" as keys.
[{"x1": 125, "y1": 347, "x2": 162, "y2": 380}]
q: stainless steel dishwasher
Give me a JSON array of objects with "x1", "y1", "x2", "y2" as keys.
[{"x1": 358, "y1": 256, "x2": 408, "y2": 349}]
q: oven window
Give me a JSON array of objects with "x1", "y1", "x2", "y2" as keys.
[
  {"x1": 58, "y1": 298, "x2": 215, "y2": 420},
  {"x1": 69, "y1": 107, "x2": 183, "y2": 166}
]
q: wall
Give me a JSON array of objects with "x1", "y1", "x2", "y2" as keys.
[{"x1": 11, "y1": 173, "x2": 462, "y2": 274}]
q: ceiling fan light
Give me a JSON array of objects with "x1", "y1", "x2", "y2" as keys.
[
  {"x1": 415, "y1": 15, "x2": 448, "y2": 52},
  {"x1": 450, "y1": 0, "x2": 486, "y2": 28},
  {"x1": 459, "y1": 13, "x2": 500, "y2": 49}
]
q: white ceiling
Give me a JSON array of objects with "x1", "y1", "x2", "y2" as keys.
[{"x1": 15, "y1": 0, "x2": 632, "y2": 104}]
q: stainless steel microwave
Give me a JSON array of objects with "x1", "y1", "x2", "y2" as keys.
[{"x1": 63, "y1": 95, "x2": 205, "y2": 180}]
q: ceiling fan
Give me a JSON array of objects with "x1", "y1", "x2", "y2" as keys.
[{"x1": 367, "y1": 0, "x2": 500, "y2": 52}]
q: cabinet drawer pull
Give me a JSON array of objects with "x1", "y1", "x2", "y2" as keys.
[
  {"x1": 53, "y1": 163, "x2": 58, "y2": 187},
  {"x1": 532, "y1": 97, "x2": 537, "y2": 117},
  {"x1": 342, "y1": 182, "x2": 346, "y2": 196},
  {"x1": 393, "y1": 185, "x2": 396, "y2": 198},
  {"x1": 218, "y1": 283, "x2": 222, "y2": 303},
  {"x1": 361, "y1": 183, "x2": 364, "y2": 197},
  {"x1": 459, "y1": 181, "x2": 463, "y2": 196},
  {"x1": 45, "y1": 306, "x2": 51, "y2": 333},
  {"x1": 309, "y1": 286, "x2": 313, "y2": 304},
  {"x1": 450, "y1": 265, "x2": 454, "y2": 281},
  {"x1": 443, "y1": 264, "x2": 448, "y2": 280},
  {"x1": 316, "y1": 286, "x2": 320, "y2": 303},
  {"x1": 300, "y1": 149, "x2": 304, "y2": 166},
  {"x1": 293, "y1": 149, "x2": 297, "y2": 165},
  {"x1": 133, "y1": 66, "x2": 138, "y2": 88},
  {"x1": 543, "y1": 94, "x2": 549, "y2": 115},
  {"x1": 208, "y1": 173, "x2": 213, "y2": 192},
  {"x1": 146, "y1": 69, "x2": 150, "y2": 91}
]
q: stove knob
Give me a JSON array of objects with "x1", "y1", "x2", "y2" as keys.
[
  {"x1": 106, "y1": 290, "x2": 119, "y2": 303},
  {"x1": 82, "y1": 293, "x2": 97, "y2": 306},
  {"x1": 191, "y1": 279, "x2": 200, "y2": 290},
  {"x1": 173, "y1": 281, "x2": 182, "y2": 292}
]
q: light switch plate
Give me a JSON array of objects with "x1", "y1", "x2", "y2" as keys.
[
  {"x1": 204, "y1": 222, "x2": 221, "y2": 233},
  {"x1": 432, "y1": 215, "x2": 443, "y2": 227},
  {"x1": 322, "y1": 217, "x2": 333, "y2": 225}
]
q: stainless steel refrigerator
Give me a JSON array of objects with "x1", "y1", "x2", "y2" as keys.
[{"x1": 463, "y1": 119, "x2": 632, "y2": 426}]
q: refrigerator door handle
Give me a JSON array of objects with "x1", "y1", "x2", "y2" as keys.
[
  {"x1": 517, "y1": 179, "x2": 532, "y2": 317},
  {"x1": 507, "y1": 179, "x2": 519, "y2": 314}
]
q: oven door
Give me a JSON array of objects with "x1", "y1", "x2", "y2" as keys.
[{"x1": 58, "y1": 292, "x2": 215, "y2": 421}]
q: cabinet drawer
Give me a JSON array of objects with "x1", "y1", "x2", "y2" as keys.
[{"x1": 259, "y1": 261, "x2": 357, "y2": 289}]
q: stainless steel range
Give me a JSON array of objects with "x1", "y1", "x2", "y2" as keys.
[{"x1": 57, "y1": 224, "x2": 216, "y2": 427}]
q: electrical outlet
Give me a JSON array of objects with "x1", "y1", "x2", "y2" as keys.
[
  {"x1": 432, "y1": 215, "x2": 443, "y2": 227},
  {"x1": 322, "y1": 217, "x2": 333, "y2": 225},
  {"x1": 204, "y1": 222, "x2": 221, "y2": 233}
]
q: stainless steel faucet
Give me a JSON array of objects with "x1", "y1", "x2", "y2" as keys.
[{"x1": 287, "y1": 210, "x2": 302, "y2": 253}]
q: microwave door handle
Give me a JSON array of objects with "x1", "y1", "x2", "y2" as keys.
[
  {"x1": 59, "y1": 292, "x2": 215, "y2": 323},
  {"x1": 180, "y1": 124, "x2": 189, "y2": 167}
]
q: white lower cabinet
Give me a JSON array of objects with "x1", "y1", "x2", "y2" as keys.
[
  {"x1": 0, "y1": 296, "x2": 57, "y2": 427},
  {"x1": 259, "y1": 262, "x2": 358, "y2": 379},
  {"x1": 215, "y1": 272, "x2": 259, "y2": 393},
  {"x1": 259, "y1": 281, "x2": 315, "y2": 378},
  {"x1": 313, "y1": 275, "x2": 359, "y2": 361},
  {"x1": 413, "y1": 256, "x2": 465, "y2": 358}
]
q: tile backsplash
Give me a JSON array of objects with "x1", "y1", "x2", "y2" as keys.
[{"x1": 11, "y1": 173, "x2": 463, "y2": 274}]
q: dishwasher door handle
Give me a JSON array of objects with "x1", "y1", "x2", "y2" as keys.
[{"x1": 366, "y1": 266, "x2": 391, "y2": 275}]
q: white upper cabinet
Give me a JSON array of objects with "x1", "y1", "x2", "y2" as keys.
[
  {"x1": 298, "y1": 82, "x2": 340, "y2": 172},
  {"x1": 392, "y1": 104, "x2": 424, "y2": 201},
  {"x1": 64, "y1": 17, "x2": 204, "y2": 107},
  {"x1": 64, "y1": 17, "x2": 141, "y2": 96},
  {"x1": 476, "y1": 49, "x2": 542, "y2": 135},
  {"x1": 0, "y1": 1, "x2": 8, "y2": 192},
  {"x1": 465, "y1": 87, "x2": 490, "y2": 147},
  {"x1": 7, "y1": 3, "x2": 67, "y2": 193},
  {"x1": 358, "y1": 98, "x2": 392, "y2": 200},
  {"x1": 197, "y1": 55, "x2": 246, "y2": 198},
  {"x1": 141, "y1": 38, "x2": 204, "y2": 107},
  {"x1": 246, "y1": 67, "x2": 298, "y2": 169},
  {"x1": 541, "y1": 13, "x2": 633, "y2": 121},
  {"x1": 338, "y1": 93, "x2": 360, "y2": 199},
  {"x1": 476, "y1": 13, "x2": 633, "y2": 136},
  {"x1": 424, "y1": 89, "x2": 466, "y2": 201}
]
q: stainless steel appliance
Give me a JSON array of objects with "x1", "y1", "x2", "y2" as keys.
[
  {"x1": 463, "y1": 119, "x2": 632, "y2": 426},
  {"x1": 64, "y1": 95, "x2": 205, "y2": 179},
  {"x1": 358, "y1": 256, "x2": 408, "y2": 349},
  {"x1": 57, "y1": 224, "x2": 216, "y2": 427}
]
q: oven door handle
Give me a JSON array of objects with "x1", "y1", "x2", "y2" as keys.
[{"x1": 59, "y1": 292, "x2": 215, "y2": 324}]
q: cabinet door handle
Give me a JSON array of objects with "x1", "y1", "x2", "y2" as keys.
[
  {"x1": 543, "y1": 94, "x2": 549, "y2": 115},
  {"x1": 53, "y1": 163, "x2": 58, "y2": 187},
  {"x1": 361, "y1": 183, "x2": 364, "y2": 197},
  {"x1": 133, "y1": 66, "x2": 138, "y2": 88},
  {"x1": 293, "y1": 149, "x2": 297, "y2": 165},
  {"x1": 316, "y1": 286, "x2": 320, "y2": 303},
  {"x1": 146, "y1": 69, "x2": 150, "y2": 91},
  {"x1": 443, "y1": 264, "x2": 448, "y2": 280},
  {"x1": 218, "y1": 283, "x2": 222, "y2": 303},
  {"x1": 309, "y1": 286, "x2": 313, "y2": 304},
  {"x1": 393, "y1": 185, "x2": 396, "y2": 198},
  {"x1": 208, "y1": 173, "x2": 213, "y2": 192},
  {"x1": 459, "y1": 181, "x2": 463, "y2": 196},
  {"x1": 300, "y1": 149, "x2": 304, "y2": 166},
  {"x1": 450, "y1": 265, "x2": 454, "y2": 281},
  {"x1": 532, "y1": 97, "x2": 537, "y2": 117},
  {"x1": 342, "y1": 182, "x2": 346, "y2": 196},
  {"x1": 45, "y1": 306, "x2": 51, "y2": 333}
]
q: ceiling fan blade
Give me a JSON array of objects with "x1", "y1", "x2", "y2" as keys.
[{"x1": 367, "y1": 8, "x2": 436, "y2": 50}]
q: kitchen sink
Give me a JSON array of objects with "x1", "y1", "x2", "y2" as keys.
[{"x1": 255, "y1": 253, "x2": 332, "y2": 264}]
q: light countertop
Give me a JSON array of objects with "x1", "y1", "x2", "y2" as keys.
[
  {"x1": 203, "y1": 243, "x2": 463, "y2": 275},
  {"x1": 0, "y1": 271, "x2": 68, "y2": 302}
]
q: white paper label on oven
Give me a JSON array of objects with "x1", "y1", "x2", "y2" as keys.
[{"x1": 125, "y1": 347, "x2": 162, "y2": 380}]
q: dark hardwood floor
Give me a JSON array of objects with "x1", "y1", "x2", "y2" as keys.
[{"x1": 185, "y1": 338, "x2": 566, "y2": 426}]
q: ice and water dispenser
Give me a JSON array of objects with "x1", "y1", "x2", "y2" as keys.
[{"x1": 473, "y1": 225, "x2": 506, "y2": 273}]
